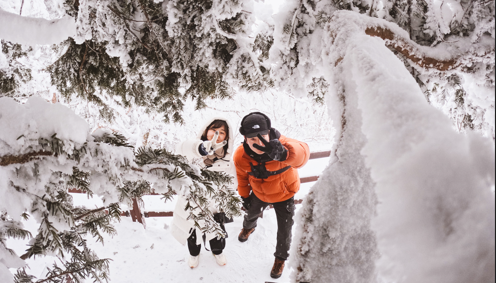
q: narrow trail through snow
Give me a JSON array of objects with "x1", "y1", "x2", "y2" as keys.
[{"x1": 86, "y1": 209, "x2": 299, "y2": 283}]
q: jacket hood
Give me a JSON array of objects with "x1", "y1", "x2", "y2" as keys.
[{"x1": 197, "y1": 116, "x2": 235, "y2": 160}]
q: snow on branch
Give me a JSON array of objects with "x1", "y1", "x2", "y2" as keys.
[
  {"x1": 328, "y1": 11, "x2": 494, "y2": 72},
  {"x1": 0, "y1": 8, "x2": 76, "y2": 46},
  {"x1": 0, "y1": 150, "x2": 53, "y2": 166},
  {"x1": 364, "y1": 26, "x2": 457, "y2": 71},
  {"x1": 293, "y1": 10, "x2": 495, "y2": 283}
]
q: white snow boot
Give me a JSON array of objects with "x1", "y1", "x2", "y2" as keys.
[
  {"x1": 188, "y1": 255, "x2": 199, "y2": 268},
  {"x1": 213, "y1": 253, "x2": 227, "y2": 266}
]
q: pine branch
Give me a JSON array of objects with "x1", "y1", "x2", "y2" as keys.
[
  {"x1": 186, "y1": 188, "x2": 224, "y2": 236},
  {"x1": 1, "y1": 132, "x2": 132, "y2": 166},
  {"x1": 68, "y1": 167, "x2": 91, "y2": 195},
  {"x1": 73, "y1": 206, "x2": 106, "y2": 221},
  {"x1": 19, "y1": 0, "x2": 24, "y2": 15},
  {"x1": 107, "y1": 5, "x2": 148, "y2": 23},
  {"x1": 138, "y1": 0, "x2": 168, "y2": 56},
  {"x1": 364, "y1": 26, "x2": 469, "y2": 71},
  {"x1": 0, "y1": 151, "x2": 53, "y2": 166},
  {"x1": 107, "y1": 5, "x2": 152, "y2": 50},
  {"x1": 79, "y1": 43, "x2": 88, "y2": 95},
  {"x1": 76, "y1": 213, "x2": 118, "y2": 243},
  {"x1": 35, "y1": 258, "x2": 110, "y2": 283},
  {"x1": 94, "y1": 132, "x2": 133, "y2": 148},
  {"x1": 0, "y1": 219, "x2": 33, "y2": 240},
  {"x1": 14, "y1": 268, "x2": 36, "y2": 282}
]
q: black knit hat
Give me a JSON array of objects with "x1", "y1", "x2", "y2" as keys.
[{"x1": 239, "y1": 112, "x2": 271, "y2": 138}]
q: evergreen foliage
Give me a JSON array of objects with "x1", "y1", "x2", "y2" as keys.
[
  {"x1": 2, "y1": 0, "x2": 493, "y2": 135},
  {"x1": 134, "y1": 146, "x2": 242, "y2": 235},
  {"x1": 1, "y1": 125, "x2": 239, "y2": 282},
  {"x1": 48, "y1": 39, "x2": 127, "y2": 117},
  {"x1": 0, "y1": 41, "x2": 32, "y2": 99},
  {"x1": 43, "y1": 0, "x2": 269, "y2": 123},
  {"x1": 67, "y1": 167, "x2": 90, "y2": 195},
  {"x1": 307, "y1": 77, "x2": 329, "y2": 104}
]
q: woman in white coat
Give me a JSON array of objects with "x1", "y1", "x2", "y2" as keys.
[{"x1": 171, "y1": 118, "x2": 236, "y2": 268}]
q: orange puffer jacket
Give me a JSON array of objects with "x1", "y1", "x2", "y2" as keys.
[{"x1": 233, "y1": 134, "x2": 310, "y2": 203}]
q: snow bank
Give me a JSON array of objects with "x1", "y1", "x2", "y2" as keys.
[{"x1": 0, "y1": 7, "x2": 75, "y2": 45}]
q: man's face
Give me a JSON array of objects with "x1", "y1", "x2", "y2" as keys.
[{"x1": 245, "y1": 133, "x2": 270, "y2": 155}]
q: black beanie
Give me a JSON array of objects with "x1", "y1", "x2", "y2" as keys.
[{"x1": 239, "y1": 113, "x2": 270, "y2": 138}]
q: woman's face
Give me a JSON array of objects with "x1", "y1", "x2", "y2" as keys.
[{"x1": 206, "y1": 125, "x2": 227, "y2": 143}]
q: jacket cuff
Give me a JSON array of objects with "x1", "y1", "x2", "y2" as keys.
[
  {"x1": 237, "y1": 187, "x2": 250, "y2": 198},
  {"x1": 279, "y1": 148, "x2": 288, "y2": 161},
  {"x1": 198, "y1": 143, "x2": 208, "y2": 156}
]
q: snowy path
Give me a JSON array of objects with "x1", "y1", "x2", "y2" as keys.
[
  {"x1": 85, "y1": 207, "x2": 301, "y2": 283},
  {"x1": 8, "y1": 205, "x2": 302, "y2": 282},
  {"x1": 74, "y1": 159, "x2": 328, "y2": 283}
]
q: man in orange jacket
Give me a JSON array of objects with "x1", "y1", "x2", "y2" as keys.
[{"x1": 233, "y1": 112, "x2": 310, "y2": 279}]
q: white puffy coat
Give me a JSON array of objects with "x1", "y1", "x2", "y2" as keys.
[{"x1": 170, "y1": 117, "x2": 237, "y2": 246}]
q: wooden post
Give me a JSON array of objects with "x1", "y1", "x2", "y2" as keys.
[{"x1": 130, "y1": 198, "x2": 146, "y2": 228}]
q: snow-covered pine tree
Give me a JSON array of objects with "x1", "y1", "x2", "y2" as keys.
[
  {"x1": 389, "y1": 0, "x2": 496, "y2": 139},
  {"x1": 2, "y1": 1, "x2": 493, "y2": 138},
  {"x1": 262, "y1": 0, "x2": 494, "y2": 138},
  {"x1": 266, "y1": 1, "x2": 493, "y2": 282},
  {"x1": 44, "y1": 0, "x2": 273, "y2": 123},
  {"x1": 0, "y1": 97, "x2": 240, "y2": 283}
]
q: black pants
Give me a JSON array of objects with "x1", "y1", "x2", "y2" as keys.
[
  {"x1": 187, "y1": 222, "x2": 226, "y2": 256},
  {"x1": 243, "y1": 193, "x2": 295, "y2": 260}
]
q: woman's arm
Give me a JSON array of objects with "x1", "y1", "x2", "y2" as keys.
[{"x1": 176, "y1": 138, "x2": 204, "y2": 160}]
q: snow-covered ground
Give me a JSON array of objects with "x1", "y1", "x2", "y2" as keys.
[
  {"x1": 88, "y1": 210, "x2": 302, "y2": 283},
  {"x1": 8, "y1": 208, "x2": 306, "y2": 283},
  {"x1": 7, "y1": 162, "x2": 327, "y2": 283}
]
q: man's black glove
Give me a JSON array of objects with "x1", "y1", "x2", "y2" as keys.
[
  {"x1": 241, "y1": 196, "x2": 252, "y2": 210},
  {"x1": 253, "y1": 133, "x2": 288, "y2": 161}
]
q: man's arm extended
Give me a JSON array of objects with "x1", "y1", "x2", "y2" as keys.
[{"x1": 279, "y1": 136, "x2": 310, "y2": 169}]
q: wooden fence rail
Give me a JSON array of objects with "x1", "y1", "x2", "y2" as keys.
[{"x1": 70, "y1": 151, "x2": 331, "y2": 225}]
